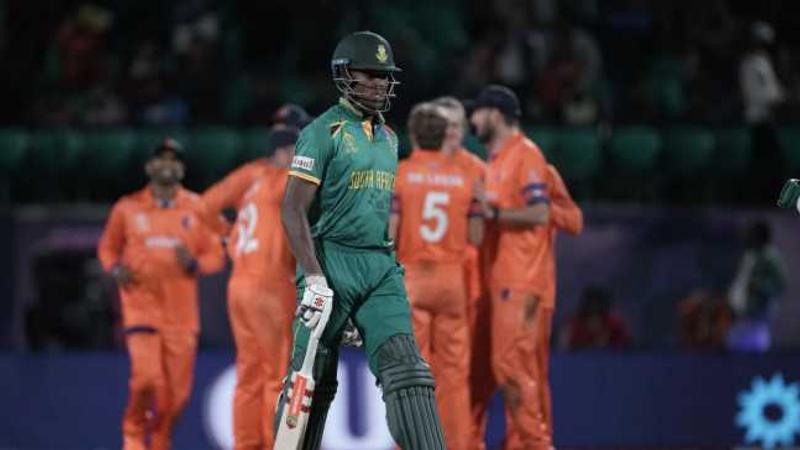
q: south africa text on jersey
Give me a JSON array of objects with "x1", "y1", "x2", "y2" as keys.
[{"x1": 349, "y1": 170, "x2": 396, "y2": 191}]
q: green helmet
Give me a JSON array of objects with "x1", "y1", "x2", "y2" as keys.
[{"x1": 331, "y1": 31, "x2": 401, "y2": 113}]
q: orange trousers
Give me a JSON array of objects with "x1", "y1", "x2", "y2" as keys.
[
  {"x1": 405, "y1": 262, "x2": 472, "y2": 450},
  {"x1": 123, "y1": 329, "x2": 197, "y2": 450},
  {"x1": 228, "y1": 276, "x2": 295, "y2": 450},
  {"x1": 491, "y1": 285, "x2": 554, "y2": 450}
]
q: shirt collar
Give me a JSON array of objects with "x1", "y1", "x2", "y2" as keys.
[
  {"x1": 144, "y1": 185, "x2": 184, "y2": 209},
  {"x1": 490, "y1": 131, "x2": 524, "y2": 161}
]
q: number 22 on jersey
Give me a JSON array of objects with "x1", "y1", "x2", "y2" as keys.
[
  {"x1": 235, "y1": 202, "x2": 259, "y2": 256},
  {"x1": 420, "y1": 191, "x2": 450, "y2": 243}
]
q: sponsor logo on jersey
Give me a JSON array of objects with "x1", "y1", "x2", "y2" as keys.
[
  {"x1": 406, "y1": 172, "x2": 465, "y2": 187},
  {"x1": 342, "y1": 131, "x2": 358, "y2": 154},
  {"x1": 145, "y1": 236, "x2": 181, "y2": 249},
  {"x1": 291, "y1": 156, "x2": 315, "y2": 171},
  {"x1": 349, "y1": 170, "x2": 395, "y2": 191},
  {"x1": 135, "y1": 213, "x2": 149, "y2": 232}
]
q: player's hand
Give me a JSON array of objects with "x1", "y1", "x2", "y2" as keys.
[
  {"x1": 174, "y1": 244, "x2": 197, "y2": 273},
  {"x1": 777, "y1": 178, "x2": 800, "y2": 211},
  {"x1": 473, "y1": 179, "x2": 496, "y2": 220},
  {"x1": 298, "y1": 275, "x2": 334, "y2": 332},
  {"x1": 111, "y1": 264, "x2": 134, "y2": 286},
  {"x1": 341, "y1": 319, "x2": 363, "y2": 347}
]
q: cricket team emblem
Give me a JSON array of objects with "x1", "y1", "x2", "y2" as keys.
[{"x1": 376, "y1": 44, "x2": 388, "y2": 63}]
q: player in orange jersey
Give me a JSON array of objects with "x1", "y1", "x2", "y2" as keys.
[
  {"x1": 536, "y1": 163, "x2": 583, "y2": 434},
  {"x1": 97, "y1": 139, "x2": 225, "y2": 450},
  {"x1": 390, "y1": 103, "x2": 484, "y2": 450},
  {"x1": 224, "y1": 128, "x2": 299, "y2": 450},
  {"x1": 469, "y1": 85, "x2": 579, "y2": 450},
  {"x1": 432, "y1": 96, "x2": 494, "y2": 450}
]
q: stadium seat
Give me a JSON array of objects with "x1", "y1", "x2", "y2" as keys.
[
  {"x1": 662, "y1": 126, "x2": 715, "y2": 175},
  {"x1": 461, "y1": 133, "x2": 486, "y2": 161},
  {"x1": 713, "y1": 128, "x2": 752, "y2": 176},
  {"x1": 778, "y1": 127, "x2": 800, "y2": 171},
  {"x1": 187, "y1": 127, "x2": 243, "y2": 185},
  {"x1": 241, "y1": 127, "x2": 270, "y2": 162},
  {"x1": 0, "y1": 128, "x2": 30, "y2": 173},
  {"x1": 608, "y1": 126, "x2": 662, "y2": 173},
  {"x1": 84, "y1": 129, "x2": 136, "y2": 176},
  {"x1": 30, "y1": 129, "x2": 85, "y2": 173},
  {"x1": 551, "y1": 127, "x2": 602, "y2": 182},
  {"x1": 524, "y1": 125, "x2": 558, "y2": 160}
]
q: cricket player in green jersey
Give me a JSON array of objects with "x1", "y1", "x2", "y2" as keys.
[{"x1": 274, "y1": 31, "x2": 446, "y2": 449}]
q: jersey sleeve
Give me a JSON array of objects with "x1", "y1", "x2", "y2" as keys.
[
  {"x1": 546, "y1": 164, "x2": 583, "y2": 235},
  {"x1": 288, "y1": 124, "x2": 332, "y2": 185},
  {"x1": 517, "y1": 146, "x2": 550, "y2": 206},
  {"x1": 191, "y1": 217, "x2": 226, "y2": 275},
  {"x1": 193, "y1": 194, "x2": 231, "y2": 237},
  {"x1": 97, "y1": 200, "x2": 126, "y2": 272},
  {"x1": 202, "y1": 163, "x2": 260, "y2": 215}
]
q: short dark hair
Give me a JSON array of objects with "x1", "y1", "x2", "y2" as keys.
[
  {"x1": 471, "y1": 84, "x2": 521, "y2": 125},
  {"x1": 407, "y1": 103, "x2": 448, "y2": 150}
]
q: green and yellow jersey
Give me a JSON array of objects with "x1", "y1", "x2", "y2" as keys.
[{"x1": 289, "y1": 98, "x2": 399, "y2": 250}]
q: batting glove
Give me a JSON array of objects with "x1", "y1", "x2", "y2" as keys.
[
  {"x1": 298, "y1": 275, "x2": 333, "y2": 332},
  {"x1": 341, "y1": 319, "x2": 363, "y2": 347}
]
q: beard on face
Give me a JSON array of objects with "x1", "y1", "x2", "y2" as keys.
[
  {"x1": 475, "y1": 121, "x2": 495, "y2": 145},
  {"x1": 148, "y1": 163, "x2": 183, "y2": 185}
]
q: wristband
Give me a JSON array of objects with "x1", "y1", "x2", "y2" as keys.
[{"x1": 305, "y1": 274, "x2": 328, "y2": 289}]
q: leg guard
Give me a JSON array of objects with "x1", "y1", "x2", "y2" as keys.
[
  {"x1": 274, "y1": 344, "x2": 339, "y2": 450},
  {"x1": 377, "y1": 334, "x2": 446, "y2": 450}
]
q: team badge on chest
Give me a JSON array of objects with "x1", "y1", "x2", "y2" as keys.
[{"x1": 134, "y1": 213, "x2": 149, "y2": 232}]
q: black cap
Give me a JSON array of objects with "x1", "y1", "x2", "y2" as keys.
[
  {"x1": 265, "y1": 127, "x2": 299, "y2": 157},
  {"x1": 272, "y1": 104, "x2": 311, "y2": 129},
  {"x1": 471, "y1": 84, "x2": 521, "y2": 119},
  {"x1": 151, "y1": 137, "x2": 185, "y2": 161}
]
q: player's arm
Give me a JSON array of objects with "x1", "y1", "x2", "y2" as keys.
[
  {"x1": 388, "y1": 190, "x2": 402, "y2": 243},
  {"x1": 97, "y1": 202, "x2": 133, "y2": 285},
  {"x1": 389, "y1": 212, "x2": 400, "y2": 242},
  {"x1": 476, "y1": 188, "x2": 549, "y2": 226},
  {"x1": 282, "y1": 177, "x2": 324, "y2": 277},
  {"x1": 201, "y1": 164, "x2": 258, "y2": 234},
  {"x1": 186, "y1": 221, "x2": 226, "y2": 275},
  {"x1": 202, "y1": 164, "x2": 255, "y2": 212},
  {"x1": 547, "y1": 164, "x2": 583, "y2": 235},
  {"x1": 468, "y1": 181, "x2": 485, "y2": 246},
  {"x1": 491, "y1": 151, "x2": 551, "y2": 226},
  {"x1": 192, "y1": 197, "x2": 230, "y2": 238}
]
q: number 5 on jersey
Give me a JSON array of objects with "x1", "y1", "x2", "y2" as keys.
[{"x1": 420, "y1": 191, "x2": 449, "y2": 243}]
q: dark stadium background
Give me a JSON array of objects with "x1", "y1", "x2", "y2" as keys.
[{"x1": 1, "y1": 0, "x2": 800, "y2": 449}]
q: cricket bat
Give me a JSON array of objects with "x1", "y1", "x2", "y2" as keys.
[{"x1": 274, "y1": 288, "x2": 332, "y2": 450}]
